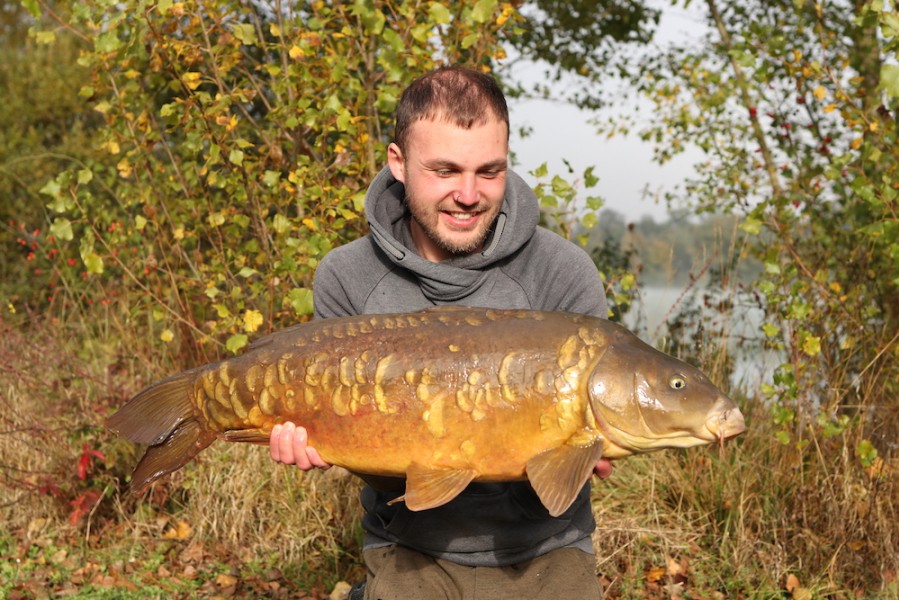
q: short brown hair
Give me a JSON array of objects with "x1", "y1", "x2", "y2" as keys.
[{"x1": 393, "y1": 66, "x2": 509, "y2": 151}]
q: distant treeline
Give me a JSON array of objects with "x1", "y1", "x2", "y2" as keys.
[{"x1": 583, "y1": 210, "x2": 761, "y2": 287}]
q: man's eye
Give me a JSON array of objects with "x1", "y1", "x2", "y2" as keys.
[
  {"x1": 480, "y1": 170, "x2": 500, "y2": 179},
  {"x1": 436, "y1": 169, "x2": 453, "y2": 177}
]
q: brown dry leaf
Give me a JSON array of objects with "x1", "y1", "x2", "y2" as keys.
[
  {"x1": 785, "y1": 574, "x2": 801, "y2": 592},
  {"x1": 793, "y1": 588, "x2": 812, "y2": 600},
  {"x1": 646, "y1": 566, "x2": 667, "y2": 583},
  {"x1": 667, "y1": 557, "x2": 689, "y2": 577},
  {"x1": 216, "y1": 574, "x2": 239, "y2": 587}
]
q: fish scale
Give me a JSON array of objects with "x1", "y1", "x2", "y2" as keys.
[{"x1": 108, "y1": 306, "x2": 745, "y2": 517}]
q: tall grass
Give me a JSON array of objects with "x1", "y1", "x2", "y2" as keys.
[{"x1": 2, "y1": 288, "x2": 896, "y2": 597}]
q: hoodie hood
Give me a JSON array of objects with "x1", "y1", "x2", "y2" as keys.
[{"x1": 364, "y1": 166, "x2": 540, "y2": 302}]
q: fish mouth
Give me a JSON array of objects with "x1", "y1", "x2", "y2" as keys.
[{"x1": 705, "y1": 402, "x2": 747, "y2": 442}]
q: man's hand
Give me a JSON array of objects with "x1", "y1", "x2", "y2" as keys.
[
  {"x1": 593, "y1": 458, "x2": 613, "y2": 480},
  {"x1": 269, "y1": 422, "x2": 331, "y2": 471}
]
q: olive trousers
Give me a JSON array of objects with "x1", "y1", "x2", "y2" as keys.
[{"x1": 361, "y1": 544, "x2": 603, "y2": 600}]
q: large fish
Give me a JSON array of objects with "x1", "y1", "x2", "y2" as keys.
[{"x1": 108, "y1": 307, "x2": 745, "y2": 516}]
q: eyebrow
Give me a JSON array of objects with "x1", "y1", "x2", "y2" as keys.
[{"x1": 423, "y1": 158, "x2": 509, "y2": 171}]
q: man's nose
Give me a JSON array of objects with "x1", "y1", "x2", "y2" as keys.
[{"x1": 454, "y1": 174, "x2": 478, "y2": 205}]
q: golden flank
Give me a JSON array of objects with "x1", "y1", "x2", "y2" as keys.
[{"x1": 108, "y1": 307, "x2": 746, "y2": 517}]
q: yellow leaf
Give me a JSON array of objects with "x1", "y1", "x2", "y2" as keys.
[
  {"x1": 813, "y1": 85, "x2": 827, "y2": 100},
  {"x1": 243, "y1": 309, "x2": 264, "y2": 333},
  {"x1": 823, "y1": 103, "x2": 837, "y2": 113},
  {"x1": 289, "y1": 45, "x2": 304, "y2": 59},
  {"x1": 646, "y1": 566, "x2": 666, "y2": 582},
  {"x1": 302, "y1": 217, "x2": 318, "y2": 232},
  {"x1": 802, "y1": 335, "x2": 821, "y2": 356},
  {"x1": 869, "y1": 120, "x2": 879, "y2": 132},
  {"x1": 182, "y1": 72, "x2": 202, "y2": 90},
  {"x1": 163, "y1": 519, "x2": 192, "y2": 540},
  {"x1": 160, "y1": 329, "x2": 174, "y2": 343},
  {"x1": 850, "y1": 137, "x2": 863, "y2": 150}
]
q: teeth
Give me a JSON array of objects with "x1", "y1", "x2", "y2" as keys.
[{"x1": 450, "y1": 212, "x2": 474, "y2": 221}]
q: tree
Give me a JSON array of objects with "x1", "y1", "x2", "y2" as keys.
[
  {"x1": 24, "y1": 0, "x2": 515, "y2": 363},
  {"x1": 600, "y1": 0, "x2": 898, "y2": 589}
]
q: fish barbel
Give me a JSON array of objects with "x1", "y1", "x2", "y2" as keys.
[{"x1": 108, "y1": 307, "x2": 745, "y2": 516}]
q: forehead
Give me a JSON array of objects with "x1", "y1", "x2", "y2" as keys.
[{"x1": 404, "y1": 116, "x2": 509, "y2": 159}]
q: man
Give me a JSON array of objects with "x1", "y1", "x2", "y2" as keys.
[{"x1": 269, "y1": 65, "x2": 611, "y2": 598}]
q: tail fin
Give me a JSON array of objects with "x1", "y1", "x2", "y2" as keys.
[{"x1": 107, "y1": 370, "x2": 217, "y2": 493}]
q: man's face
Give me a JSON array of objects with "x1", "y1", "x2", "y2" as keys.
[{"x1": 387, "y1": 115, "x2": 509, "y2": 263}]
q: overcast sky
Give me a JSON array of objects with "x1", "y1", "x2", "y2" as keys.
[{"x1": 506, "y1": 2, "x2": 708, "y2": 222}]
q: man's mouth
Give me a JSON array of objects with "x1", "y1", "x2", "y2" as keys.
[{"x1": 442, "y1": 210, "x2": 481, "y2": 228}]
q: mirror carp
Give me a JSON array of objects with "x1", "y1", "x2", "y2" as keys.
[{"x1": 108, "y1": 307, "x2": 746, "y2": 517}]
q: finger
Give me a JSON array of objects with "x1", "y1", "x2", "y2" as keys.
[
  {"x1": 292, "y1": 426, "x2": 312, "y2": 470},
  {"x1": 278, "y1": 422, "x2": 297, "y2": 465},
  {"x1": 306, "y1": 446, "x2": 331, "y2": 470},
  {"x1": 269, "y1": 423, "x2": 282, "y2": 462},
  {"x1": 593, "y1": 459, "x2": 613, "y2": 480}
]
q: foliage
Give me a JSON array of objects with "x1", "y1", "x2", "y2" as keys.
[
  {"x1": 0, "y1": 6, "x2": 100, "y2": 308},
  {"x1": 22, "y1": 0, "x2": 518, "y2": 364},
  {"x1": 600, "y1": 0, "x2": 899, "y2": 591},
  {"x1": 530, "y1": 160, "x2": 640, "y2": 321},
  {"x1": 501, "y1": 0, "x2": 660, "y2": 109}
]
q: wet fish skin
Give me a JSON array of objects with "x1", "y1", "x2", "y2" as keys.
[{"x1": 107, "y1": 307, "x2": 746, "y2": 517}]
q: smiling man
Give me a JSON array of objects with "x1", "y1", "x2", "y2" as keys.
[{"x1": 269, "y1": 66, "x2": 611, "y2": 599}]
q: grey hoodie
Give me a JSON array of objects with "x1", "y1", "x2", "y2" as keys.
[{"x1": 311, "y1": 167, "x2": 608, "y2": 567}]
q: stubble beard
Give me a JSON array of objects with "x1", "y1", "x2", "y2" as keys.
[{"x1": 406, "y1": 191, "x2": 496, "y2": 257}]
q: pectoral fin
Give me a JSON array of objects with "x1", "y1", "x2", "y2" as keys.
[
  {"x1": 526, "y1": 432, "x2": 604, "y2": 517},
  {"x1": 388, "y1": 463, "x2": 477, "y2": 511}
]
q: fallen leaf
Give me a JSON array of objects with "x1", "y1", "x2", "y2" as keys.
[
  {"x1": 163, "y1": 519, "x2": 192, "y2": 540},
  {"x1": 646, "y1": 566, "x2": 667, "y2": 582},
  {"x1": 786, "y1": 574, "x2": 801, "y2": 592}
]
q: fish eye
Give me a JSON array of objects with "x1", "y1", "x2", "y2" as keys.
[{"x1": 669, "y1": 375, "x2": 686, "y2": 390}]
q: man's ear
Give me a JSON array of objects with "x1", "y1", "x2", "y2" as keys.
[{"x1": 387, "y1": 142, "x2": 405, "y2": 183}]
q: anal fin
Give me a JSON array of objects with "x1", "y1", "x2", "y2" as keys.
[
  {"x1": 526, "y1": 432, "x2": 604, "y2": 517},
  {"x1": 388, "y1": 463, "x2": 477, "y2": 511}
]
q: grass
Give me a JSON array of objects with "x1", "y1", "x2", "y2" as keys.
[{"x1": 1, "y1": 304, "x2": 897, "y2": 599}]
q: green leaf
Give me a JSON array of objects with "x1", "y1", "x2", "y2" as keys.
[
  {"x1": 881, "y1": 64, "x2": 899, "y2": 101},
  {"x1": 226, "y1": 333, "x2": 249, "y2": 354},
  {"x1": 287, "y1": 287, "x2": 314, "y2": 316},
  {"x1": 531, "y1": 163, "x2": 549, "y2": 178},
  {"x1": 95, "y1": 31, "x2": 122, "y2": 53},
  {"x1": 50, "y1": 218, "x2": 74, "y2": 241},
  {"x1": 739, "y1": 216, "x2": 762, "y2": 235},
  {"x1": 77, "y1": 169, "x2": 93, "y2": 184},
  {"x1": 22, "y1": 0, "x2": 41, "y2": 17},
  {"x1": 238, "y1": 267, "x2": 259, "y2": 278},
  {"x1": 83, "y1": 253, "x2": 104, "y2": 274},
  {"x1": 272, "y1": 214, "x2": 290, "y2": 234},
  {"x1": 229, "y1": 149, "x2": 244, "y2": 166},
  {"x1": 856, "y1": 439, "x2": 878, "y2": 468},
  {"x1": 461, "y1": 32, "x2": 481, "y2": 49},
  {"x1": 429, "y1": 3, "x2": 451, "y2": 24},
  {"x1": 230, "y1": 23, "x2": 258, "y2": 46},
  {"x1": 263, "y1": 170, "x2": 281, "y2": 187},
  {"x1": 471, "y1": 0, "x2": 497, "y2": 23}
]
